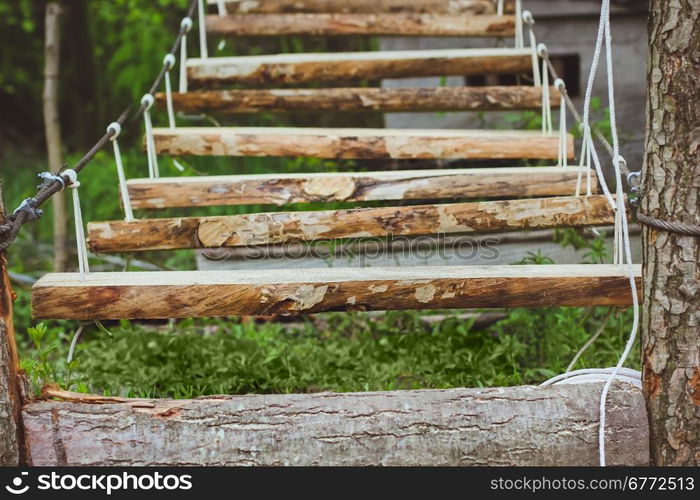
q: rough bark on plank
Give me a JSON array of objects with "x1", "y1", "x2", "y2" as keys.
[
  {"x1": 206, "y1": 13, "x2": 515, "y2": 37},
  {"x1": 641, "y1": 0, "x2": 699, "y2": 466},
  {"x1": 88, "y1": 195, "x2": 615, "y2": 252},
  {"x1": 186, "y1": 48, "x2": 533, "y2": 86},
  {"x1": 152, "y1": 127, "x2": 573, "y2": 160},
  {"x1": 126, "y1": 167, "x2": 593, "y2": 209},
  {"x1": 0, "y1": 186, "x2": 23, "y2": 465},
  {"x1": 208, "y1": 0, "x2": 501, "y2": 15},
  {"x1": 31, "y1": 265, "x2": 642, "y2": 320},
  {"x1": 24, "y1": 383, "x2": 648, "y2": 466},
  {"x1": 155, "y1": 86, "x2": 558, "y2": 114}
]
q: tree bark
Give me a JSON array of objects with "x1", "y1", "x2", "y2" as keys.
[
  {"x1": 0, "y1": 186, "x2": 24, "y2": 465},
  {"x1": 153, "y1": 127, "x2": 572, "y2": 160},
  {"x1": 31, "y1": 265, "x2": 641, "y2": 320},
  {"x1": 205, "y1": 13, "x2": 515, "y2": 37},
  {"x1": 24, "y1": 384, "x2": 648, "y2": 466},
  {"x1": 187, "y1": 48, "x2": 532, "y2": 87},
  {"x1": 641, "y1": 0, "x2": 699, "y2": 466},
  {"x1": 156, "y1": 86, "x2": 557, "y2": 114},
  {"x1": 126, "y1": 166, "x2": 590, "y2": 209},
  {"x1": 86, "y1": 195, "x2": 615, "y2": 252},
  {"x1": 43, "y1": 3, "x2": 68, "y2": 272}
]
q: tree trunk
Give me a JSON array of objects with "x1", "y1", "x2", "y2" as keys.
[
  {"x1": 0, "y1": 186, "x2": 24, "y2": 465},
  {"x1": 641, "y1": 0, "x2": 699, "y2": 466},
  {"x1": 24, "y1": 384, "x2": 648, "y2": 466},
  {"x1": 43, "y1": 3, "x2": 67, "y2": 272}
]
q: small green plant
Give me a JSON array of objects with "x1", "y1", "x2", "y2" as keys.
[{"x1": 21, "y1": 323, "x2": 81, "y2": 394}]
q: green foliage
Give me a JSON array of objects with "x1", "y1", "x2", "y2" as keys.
[{"x1": 18, "y1": 306, "x2": 637, "y2": 399}]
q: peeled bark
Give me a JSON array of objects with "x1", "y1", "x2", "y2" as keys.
[
  {"x1": 0, "y1": 187, "x2": 23, "y2": 465},
  {"x1": 152, "y1": 127, "x2": 571, "y2": 160},
  {"x1": 31, "y1": 265, "x2": 641, "y2": 320},
  {"x1": 156, "y1": 86, "x2": 557, "y2": 114},
  {"x1": 24, "y1": 384, "x2": 648, "y2": 466},
  {"x1": 208, "y1": 0, "x2": 500, "y2": 15},
  {"x1": 86, "y1": 195, "x2": 615, "y2": 252},
  {"x1": 641, "y1": 0, "x2": 699, "y2": 466},
  {"x1": 205, "y1": 13, "x2": 515, "y2": 37},
  {"x1": 126, "y1": 166, "x2": 590, "y2": 209},
  {"x1": 186, "y1": 48, "x2": 533, "y2": 86}
]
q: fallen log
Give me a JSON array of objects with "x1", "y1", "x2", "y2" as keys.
[
  {"x1": 24, "y1": 383, "x2": 649, "y2": 466},
  {"x1": 186, "y1": 48, "x2": 533, "y2": 86},
  {"x1": 205, "y1": 13, "x2": 516, "y2": 37},
  {"x1": 155, "y1": 86, "x2": 558, "y2": 114},
  {"x1": 31, "y1": 265, "x2": 641, "y2": 320}
]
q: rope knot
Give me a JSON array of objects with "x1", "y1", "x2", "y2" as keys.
[
  {"x1": 62, "y1": 168, "x2": 78, "y2": 187},
  {"x1": 536, "y1": 43, "x2": 548, "y2": 59},
  {"x1": 522, "y1": 10, "x2": 534, "y2": 25},
  {"x1": 554, "y1": 78, "x2": 566, "y2": 92},
  {"x1": 613, "y1": 155, "x2": 627, "y2": 170},
  {"x1": 141, "y1": 94, "x2": 155, "y2": 110},
  {"x1": 163, "y1": 53, "x2": 176, "y2": 70},
  {"x1": 181, "y1": 17, "x2": 193, "y2": 32},
  {"x1": 107, "y1": 122, "x2": 122, "y2": 141}
]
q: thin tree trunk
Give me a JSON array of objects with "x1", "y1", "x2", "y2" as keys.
[
  {"x1": 641, "y1": 0, "x2": 699, "y2": 466},
  {"x1": 43, "y1": 2, "x2": 67, "y2": 272},
  {"x1": 0, "y1": 186, "x2": 24, "y2": 465}
]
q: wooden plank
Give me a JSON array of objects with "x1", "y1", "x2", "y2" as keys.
[
  {"x1": 207, "y1": 0, "x2": 502, "y2": 15},
  {"x1": 24, "y1": 383, "x2": 648, "y2": 466},
  {"x1": 186, "y1": 48, "x2": 533, "y2": 86},
  {"x1": 126, "y1": 167, "x2": 595, "y2": 209},
  {"x1": 155, "y1": 86, "x2": 559, "y2": 113},
  {"x1": 32, "y1": 265, "x2": 642, "y2": 320},
  {"x1": 205, "y1": 13, "x2": 516, "y2": 37},
  {"x1": 87, "y1": 195, "x2": 615, "y2": 252},
  {"x1": 152, "y1": 127, "x2": 573, "y2": 160}
]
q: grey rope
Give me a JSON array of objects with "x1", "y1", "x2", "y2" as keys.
[{"x1": 636, "y1": 212, "x2": 700, "y2": 237}]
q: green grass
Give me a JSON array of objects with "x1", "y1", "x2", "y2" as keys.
[{"x1": 19, "y1": 304, "x2": 638, "y2": 399}]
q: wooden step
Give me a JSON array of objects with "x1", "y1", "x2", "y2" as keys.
[
  {"x1": 126, "y1": 167, "x2": 595, "y2": 209},
  {"x1": 152, "y1": 127, "x2": 573, "y2": 160},
  {"x1": 206, "y1": 13, "x2": 516, "y2": 37},
  {"x1": 208, "y1": 0, "x2": 504, "y2": 15},
  {"x1": 155, "y1": 86, "x2": 558, "y2": 114},
  {"x1": 186, "y1": 48, "x2": 533, "y2": 86},
  {"x1": 87, "y1": 195, "x2": 615, "y2": 253},
  {"x1": 32, "y1": 264, "x2": 641, "y2": 319}
]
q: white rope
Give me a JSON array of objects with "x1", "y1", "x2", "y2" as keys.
[
  {"x1": 179, "y1": 17, "x2": 193, "y2": 93},
  {"x1": 575, "y1": 124, "x2": 593, "y2": 196},
  {"x1": 542, "y1": 368, "x2": 641, "y2": 390},
  {"x1": 537, "y1": 44, "x2": 552, "y2": 135},
  {"x1": 141, "y1": 94, "x2": 159, "y2": 179},
  {"x1": 555, "y1": 78, "x2": 568, "y2": 167},
  {"x1": 522, "y1": 11, "x2": 541, "y2": 87},
  {"x1": 514, "y1": 0, "x2": 524, "y2": 48},
  {"x1": 107, "y1": 122, "x2": 134, "y2": 221},
  {"x1": 216, "y1": 0, "x2": 227, "y2": 16},
  {"x1": 163, "y1": 54, "x2": 177, "y2": 129},
  {"x1": 197, "y1": 0, "x2": 208, "y2": 59},
  {"x1": 64, "y1": 169, "x2": 90, "y2": 280},
  {"x1": 573, "y1": 0, "x2": 640, "y2": 467}
]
